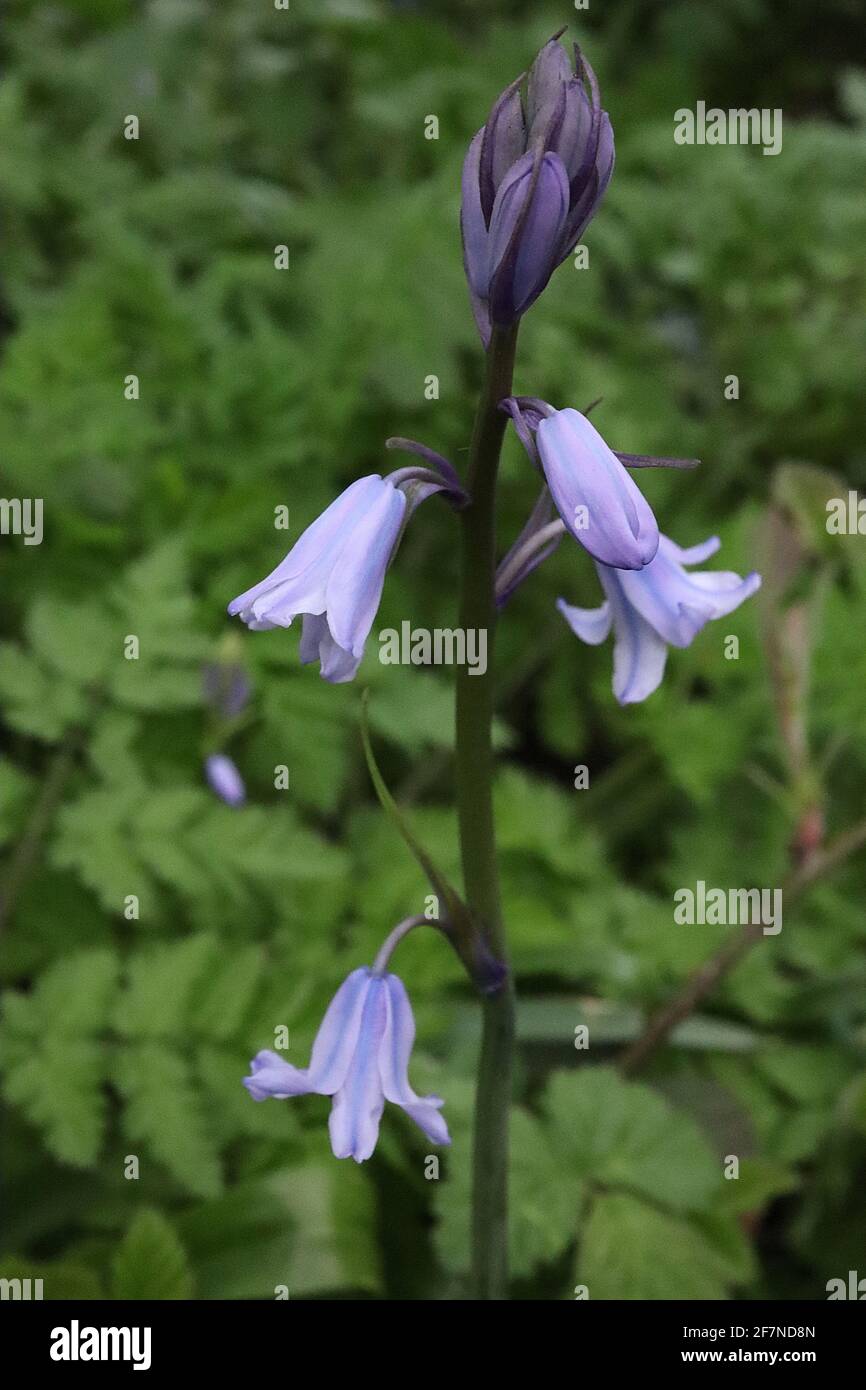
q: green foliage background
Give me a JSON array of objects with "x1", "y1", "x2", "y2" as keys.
[{"x1": 1, "y1": 0, "x2": 865, "y2": 1300}]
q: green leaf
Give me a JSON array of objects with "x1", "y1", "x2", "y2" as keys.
[
  {"x1": 578, "y1": 1193, "x2": 741, "y2": 1300},
  {"x1": 178, "y1": 1159, "x2": 382, "y2": 1298},
  {"x1": 0, "y1": 641, "x2": 88, "y2": 740},
  {"x1": 26, "y1": 596, "x2": 114, "y2": 686},
  {"x1": 716, "y1": 1157, "x2": 798, "y2": 1216},
  {"x1": 52, "y1": 786, "x2": 151, "y2": 912},
  {"x1": 2, "y1": 1039, "x2": 108, "y2": 1167},
  {"x1": 545, "y1": 1067, "x2": 720, "y2": 1213},
  {"x1": 116, "y1": 935, "x2": 217, "y2": 1039},
  {"x1": 434, "y1": 1082, "x2": 583, "y2": 1278},
  {"x1": 189, "y1": 946, "x2": 262, "y2": 1041},
  {"x1": 4, "y1": 948, "x2": 118, "y2": 1037},
  {"x1": 755, "y1": 1044, "x2": 853, "y2": 1104},
  {"x1": 114, "y1": 1042, "x2": 222, "y2": 1197},
  {"x1": 111, "y1": 1208, "x2": 195, "y2": 1300}
]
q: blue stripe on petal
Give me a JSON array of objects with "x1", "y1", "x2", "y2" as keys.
[
  {"x1": 306, "y1": 968, "x2": 373, "y2": 1095},
  {"x1": 328, "y1": 979, "x2": 387, "y2": 1162},
  {"x1": 598, "y1": 565, "x2": 669, "y2": 704}
]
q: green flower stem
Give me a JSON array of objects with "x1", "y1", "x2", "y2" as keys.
[{"x1": 455, "y1": 323, "x2": 518, "y2": 1300}]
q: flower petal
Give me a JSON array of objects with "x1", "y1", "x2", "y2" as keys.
[
  {"x1": 619, "y1": 545, "x2": 761, "y2": 647},
  {"x1": 556, "y1": 595, "x2": 612, "y2": 645},
  {"x1": 378, "y1": 974, "x2": 450, "y2": 1147},
  {"x1": 538, "y1": 409, "x2": 659, "y2": 569},
  {"x1": 460, "y1": 129, "x2": 490, "y2": 297},
  {"x1": 243, "y1": 1050, "x2": 314, "y2": 1100},
  {"x1": 299, "y1": 613, "x2": 362, "y2": 684},
  {"x1": 553, "y1": 79, "x2": 595, "y2": 183},
  {"x1": 487, "y1": 152, "x2": 570, "y2": 322},
  {"x1": 661, "y1": 534, "x2": 721, "y2": 566},
  {"x1": 526, "y1": 37, "x2": 572, "y2": 135},
  {"x1": 328, "y1": 978, "x2": 388, "y2": 1162},
  {"x1": 598, "y1": 565, "x2": 669, "y2": 704},
  {"x1": 306, "y1": 968, "x2": 374, "y2": 1095},
  {"x1": 324, "y1": 479, "x2": 406, "y2": 659},
  {"x1": 228, "y1": 476, "x2": 384, "y2": 626}
]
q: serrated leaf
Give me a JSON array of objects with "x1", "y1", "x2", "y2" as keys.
[
  {"x1": 0, "y1": 641, "x2": 88, "y2": 739},
  {"x1": 117, "y1": 935, "x2": 217, "y2": 1038},
  {"x1": 546, "y1": 1067, "x2": 719, "y2": 1213},
  {"x1": 52, "y1": 787, "x2": 150, "y2": 912},
  {"x1": 2, "y1": 1039, "x2": 108, "y2": 1167},
  {"x1": 189, "y1": 946, "x2": 262, "y2": 1041},
  {"x1": 38, "y1": 951, "x2": 118, "y2": 1032},
  {"x1": 3, "y1": 948, "x2": 118, "y2": 1037},
  {"x1": 114, "y1": 1042, "x2": 222, "y2": 1197},
  {"x1": 578, "y1": 1193, "x2": 740, "y2": 1300},
  {"x1": 111, "y1": 1208, "x2": 195, "y2": 1300},
  {"x1": 434, "y1": 1083, "x2": 583, "y2": 1278},
  {"x1": 26, "y1": 597, "x2": 114, "y2": 686}
]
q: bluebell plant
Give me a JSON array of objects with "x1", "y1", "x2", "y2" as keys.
[{"x1": 227, "y1": 31, "x2": 761, "y2": 1298}]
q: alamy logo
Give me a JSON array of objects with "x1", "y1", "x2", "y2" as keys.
[
  {"x1": 826, "y1": 1271, "x2": 866, "y2": 1299},
  {"x1": 50, "y1": 1320, "x2": 152, "y2": 1371},
  {"x1": 826, "y1": 492, "x2": 866, "y2": 534},
  {"x1": 674, "y1": 102, "x2": 782, "y2": 156},
  {"x1": 674, "y1": 881, "x2": 782, "y2": 935},
  {"x1": 0, "y1": 1277, "x2": 43, "y2": 1299},
  {"x1": 0, "y1": 498, "x2": 43, "y2": 545},
  {"x1": 379, "y1": 622, "x2": 487, "y2": 675}
]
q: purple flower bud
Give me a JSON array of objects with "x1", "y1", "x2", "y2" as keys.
[
  {"x1": 205, "y1": 753, "x2": 246, "y2": 807},
  {"x1": 558, "y1": 533, "x2": 762, "y2": 704},
  {"x1": 461, "y1": 36, "x2": 614, "y2": 341},
  {"x1": 244, "y1": 967, "x2": 450, "y2": 1163},
  {"x1": 227, "y1": 475, "x2": 407, "y2": 683},
  {"x1": 537, "y1": 408, "x2": 660, "y2": 569}
]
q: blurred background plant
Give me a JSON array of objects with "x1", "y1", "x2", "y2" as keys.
[{"x1": 1, "y1": 0, "x2": 865, "y2": 1300}]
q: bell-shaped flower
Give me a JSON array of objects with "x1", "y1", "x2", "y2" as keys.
[
  {"x1": 558, "y1": 533, "x2": 761, "y2": 704},
  {"x1": 228, "y1": 475, "x2": 406, "y2": 683},
  {"x1": 537, "y1": 407, "x2": 659, "y2": 569},
  {"x1": 461, "y1": 35, "x2": 614, "y2": 342},
  {"x1": 244, "y1": 967, "x2": 450, "y2": 1163},
  {"x1": 204, "y1": 753, "x2": 245, "y2": 807}
]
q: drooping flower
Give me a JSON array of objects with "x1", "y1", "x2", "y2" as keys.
[
  {"x1": 228, "y1": 475, "x2": 406, "y2": 683},
  {"x1": 504, "y1": 400, "x2": 660, "y2": 570},
  {"x1": 205, "y1": 752, "x2": 246, "y2": 807},
  {"x1": 244, "y1": 967, "x2": 450, "y2": 1163},
  {"x1": 461, "y1": 34, "x2": 614, "y2": 342},
  {"x1": 538, "y1": 409, "x2": 661, "y2": 570},
  {"x1": 558, "y1": 533, "x2": 761, "y2": 704}
]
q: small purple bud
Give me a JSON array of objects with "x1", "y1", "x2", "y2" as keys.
[{"x1": 205, "y1": 753, "x2": 246, "y2": 807}]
